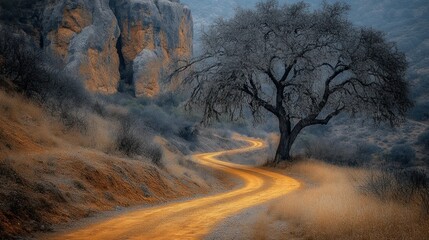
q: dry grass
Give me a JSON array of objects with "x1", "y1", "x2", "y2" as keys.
[
  {"x1": 253, "y1": 161, "x2": 429, "y2": 240},
  {"x1": 0, "y1": 91, "x2": 117, "y2": 156},
  {"x1": 252, "y1": 213, "x2": 270, "y2": 240},
  {"x1": 0, "y1": 91, "x2": 55, "y2": 157},
  {"x1": 0, "y1": 91, "x2": 229, "y2": 238}
]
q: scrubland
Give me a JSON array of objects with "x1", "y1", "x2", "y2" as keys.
[
  {"x1": 0, "y1": 89, "x2": 239, "y2": 238},
  {"x1": 0, "y1": 28, "x2": 247, "y2": 238},
  {"x1": 253, "y1": 161, "x2": 429, "y2": 240}
]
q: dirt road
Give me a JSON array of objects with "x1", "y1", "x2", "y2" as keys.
[{"x1": 46, "y1": 136, "x2": 300, "y2": 239}]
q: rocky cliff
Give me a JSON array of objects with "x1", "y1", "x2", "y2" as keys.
[
  {"x1": 1, "y1": 0, "x2": 192, "y2": 96},
  {"x1": 112, "y1": 0, "x2": 193, "y2": 97}
]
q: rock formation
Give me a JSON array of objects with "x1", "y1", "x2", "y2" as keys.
[
  {"x1": 112, "y1": 0, "x2": 193, "y2": 97},
  {"x1": 0, "y1": 0, "x2": 193, "y2": 96},
  {"x1": 43, "y1": 0, "x2": 121, "y2": 94}
]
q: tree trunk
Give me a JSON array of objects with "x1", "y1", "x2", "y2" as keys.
[
  {"x1": 274, "y1": 129, "x2": 292, "y2": 163},
  {"x1": 273, "y1": 118, "x2": 301, "y2": 164}
]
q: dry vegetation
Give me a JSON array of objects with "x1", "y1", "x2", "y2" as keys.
[
  {"x1": 253, "y1": 161, "x2": 429, "y2": 240},
  {"x1": 0, "y1": 26, "x2": 250, "y2": 238},
  {"x1": 0, "y1": 89, "x2": 234, "y2": 238},
  {"x1": 1, "y1": 14, "x2": 428, "y2": 240}
]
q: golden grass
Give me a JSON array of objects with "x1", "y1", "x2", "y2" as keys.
[
  {"x1": 0, "y1": 91, "x2": 218, "y2": 238},
  {"x1": 254, "y1": 161, "x2": 429, "y2": 239}
]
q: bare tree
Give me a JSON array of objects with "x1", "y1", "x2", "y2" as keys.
[{"x1": 176, "y1": 0, "x2": 412, "y2": 163}]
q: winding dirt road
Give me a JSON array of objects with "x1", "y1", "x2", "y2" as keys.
[{"x1": 47, "y1": 136, "x2": 300, "y2": 239}]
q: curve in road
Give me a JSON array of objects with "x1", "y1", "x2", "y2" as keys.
[{"x1": 46, "y1": 135, "x2": 301, "y2": 240}]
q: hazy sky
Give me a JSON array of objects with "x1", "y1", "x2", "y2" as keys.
[{"x1": 181, "y1": 0, "x2": 428, "y2": 50}]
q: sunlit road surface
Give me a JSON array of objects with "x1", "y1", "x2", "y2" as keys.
[{"x1": 47, "y1": 136, "x2": 301, "y2": 240}]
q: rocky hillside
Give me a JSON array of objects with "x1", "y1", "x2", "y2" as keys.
[{"x1": 0, "y1": 0, "x2": 193, "y2": 97}]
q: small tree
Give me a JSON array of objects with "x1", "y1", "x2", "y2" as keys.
[{"x1": 176, "y1": 0, "x2": 412, "y2": 163}]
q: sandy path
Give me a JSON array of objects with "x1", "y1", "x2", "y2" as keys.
[{"x1": 44, "y1": 136, "x2": 300, "y2": 240}]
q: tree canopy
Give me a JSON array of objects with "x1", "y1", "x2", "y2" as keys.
[{"x1": 177, "y1": 0, "x2": 413, "y2": 162}]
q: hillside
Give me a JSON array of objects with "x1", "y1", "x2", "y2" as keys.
[{"x1": 0, "y1": 90, "x2": 243, "y2": 238}]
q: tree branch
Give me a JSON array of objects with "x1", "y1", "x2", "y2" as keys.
[
  {"x1": 279, "y1": 59, "x2": 297, "y2": 83},
  {"x1": 306, "y1": 106, "x2": 345, "y2": 126},
  {"x1": 318, "y1": 66, "x2": 350, "y2": 110},
  {"x1": 240, "y1": 84, "x2": 279, "y2": 117}
]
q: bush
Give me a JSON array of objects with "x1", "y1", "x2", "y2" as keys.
[
  {"x1": 115, "y1": 115, "x2": 164, "y2": 166},
  {"x1": 0, "y1": 29, "x2": 92, "y2": 132},
  {"x1": 116, "y1": 117, "x2": 144, "y2": 157},
  {"x1": 131, "y1": 104, "x2": 178, "y2": 136},
  {"x1": 298, "y1": 136, "x2": 384, "y2": 167},
  {"x1": 37, "y1": 69, "x2": 91, "y2": 132},
  {"x1": 154, "y1": 93, "x2": 183, "y2": 109},
  {"x1": 355, "y1": 142, "x2": 382, "y2": 162},
  {"x1": 116, "y1": 132, "x2": 143, "y2": 156},
  {"x1": 40, "y1": 69, "x2": 90, "y2": 110},
  {"x1": 177, "y1": 126, "x2": 199, "y2": 142},
  {"x1": 301, "y1": 138, "x2": 358, "y2": 166},
  {"x1": 417, "y1": 128, "x2": 429, "y2": 151},
  {"x1": 388, "y1": 144, "x2": 416, "y2": 165},
  {"x1": 92, "y1": 100, "x2": 107, "y2": 117},
  {"x1": 142, "y1": 144, "x2": 163, "y2": 167},
  {"x1": 360, "y1": 169, "x2": 429, "y2": 215}
]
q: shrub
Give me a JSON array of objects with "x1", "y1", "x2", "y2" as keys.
[
  {"x1": 116, "y1": 117, "x2": 144, "y2": 157},
  {"x1": 154, "y1": 93, "x2": 183, "y2": 109},
  {"x1": 73, "y1": 181, "x2": 86, "y2": 191},
  {"x1": 301, "y1": 138, "x2": 357, "y2": 166},
  {"x1": 115, "y1": 115, "x2": 163, "y2": 166},
  {"x1": 131, "y1": 104, "x2": 177, "y2": 136},
  {"x1": 355, "y1": 142, "x2": 382, "y2": 163},
  {"x1": 142, "y1": 144, "x2": 164, "y2": 167},
  {"x1": 92, "y1": 100, "x2": 107, "y2": 117},
  {"x1": 59, "y1": 108, "x2": 88, "y2": 133},
  {"x1": 0, "y1": 29, "x2": 92, "y2": 132},
  {"x1": 388, "y1": 144, "x2": 416, "y2": 165},
  {"x1": 37, "y1": 68, "x2": 91, "y2": 112},
  {"x1": 177, "y1": 126, "x2": 199, "y2": 142},
  {"x1": 360, "y1": 172, "x2": 394, "y2": 201},
  {"x1": 116, "y1": 132, "x2": 143, "y2": 156},
  {"x1": 360, "y1": 169, "x2": 429, "y2": 215},
  {"x1": 140, "y1": 184, "x2": 152, "y2": 197},
  {"x1": 298, "y1": 136, "x2": 385, "y2": 167}
]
